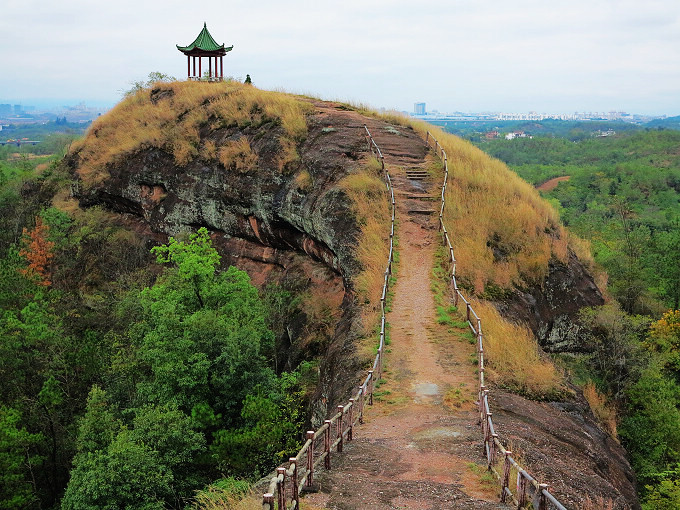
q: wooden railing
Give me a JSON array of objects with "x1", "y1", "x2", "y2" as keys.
[
  {"x1": 425, "y1": 131, "x2": 568, "y2": 510},
  {"x1": 262, "y1": 125, "x2": 396, "y2": 509}
]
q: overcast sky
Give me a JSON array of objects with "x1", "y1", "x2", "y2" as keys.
[{"x1": 1, "y1": 0, "x2": 679, "y2": 115}]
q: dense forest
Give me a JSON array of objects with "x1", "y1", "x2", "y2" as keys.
[
  {"x1": 467, "y1": 127, "x2": 680, "y2": 508},
  {"x1": 0, "y1": 132, "x2": 313, "y2": 508}
]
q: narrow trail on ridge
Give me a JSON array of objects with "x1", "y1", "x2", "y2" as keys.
[{"x1": 302, "y1": 126, "x2": 507, "y2": 510}]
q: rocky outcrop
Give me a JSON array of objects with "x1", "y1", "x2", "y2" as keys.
[
  {"x1": 492, "y1": 390, "x2": 639, "y2": 509},
  {"x1": 67, "y1": 101, "x2": 380, "y2": 423},
  {"x1": 494, "y1": 250, "x2": 604, "y2": 352},
  {"x1": 74, "y1": 126, "x2": 363, "y2": 282}
]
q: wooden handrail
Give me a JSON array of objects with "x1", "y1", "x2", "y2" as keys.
[
  {"x1": 425, "y1": 131, "x2": 568, "y2": 510},
  {"x1": 262, "y1": 125, "x2": 396, "y2": 509}
]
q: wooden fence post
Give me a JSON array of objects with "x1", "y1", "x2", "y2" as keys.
[
  {"x1": 348, "y1": 399, "x2": 354, "y2": 441},
  {"x1": 501, "y1": 451, "x2": 512, "y2": 503},
  {"x1": 337, "y1": 405, "x2": 344, "y2": 453},
  {"x1": 517, "y1": 472, "x2": 528, "y2": 508},
  {"x1": 276, "y1": 467, "x2": 286, "y2": 510},
  {"x1": 263, "y1": 493, "x2": 274, "y2": 509},
  {"x1": 368, "y1": 370, "x2": 374, "y2": 405},
  {"x1": 358, "y1": 387, "x2": 364, "y2": 424},
  {"x1": 478, "y1": 385, "x2": 487, "y2": 422},
  {"x1": 490, "y1": 433, "x2": 498, "y2": 467},
  {"x1": 466, "y1": 303, "x2": 471, "y2": 322},
  {"x1": 290, "y1": 458, "x2": 299, "y2": 506},
  {"x1": 538, "y1": 483, "x2": 548, "y2": 510},
  {"x1": 306, "y1": 431, "x2": 315, "y2": 486},
  {"x1": 484, "y1": 412, "x2": 492, "y2": 458},
  {"x1": 324, "y1": 420, "x2": 332, "y2": 469}
]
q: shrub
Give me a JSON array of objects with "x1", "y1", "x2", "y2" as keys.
[{"x1": 582, "y1": 381, "x2": 618, "y2": 439}]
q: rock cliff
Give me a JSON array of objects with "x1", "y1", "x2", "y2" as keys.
[{"x1": 65, "y1": 83, "x2": 637, "y2": 506}]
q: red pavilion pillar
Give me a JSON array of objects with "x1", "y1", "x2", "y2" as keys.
[
  {"x1": 199, "y1": 57, "x2": 202, "y2": 79},
  {"x1": 220, "y1": 56, "x2": 223, "y2": 78},
  {"x1": 208, "y1": 57, "x2": 212, "y2": 79},
  {"x1": 187, "y1": 55, "x2": 190, "y2": 79}
]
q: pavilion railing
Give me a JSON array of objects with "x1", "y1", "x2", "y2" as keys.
[
  {"x1": 425, "y1": 131, "x2": 568, "y2": 510},
  {"x1": 187, "y1": 76, "x2": 225, "y2": 82},
  {"x1": 262, "y1": 125, "x2": 395, "y2": 510}
]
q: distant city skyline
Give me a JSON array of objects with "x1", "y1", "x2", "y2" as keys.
[
  {"x1": 0, "y1": 100, "x2": 673, "y2": 125},
  {"x1": 1, "y1": 1, "x2": 679, "y2": 116}
]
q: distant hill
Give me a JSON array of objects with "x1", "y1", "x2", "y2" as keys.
[
  {"x1": 430, "y1": 118, "x2": 642, "y2": 141},
  {"x1": 645, "y1": 115, "x2": 680, "y2": 130}
]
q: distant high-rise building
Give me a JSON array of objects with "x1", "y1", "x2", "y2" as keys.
[
  {"x1": 13, "y1": 104, "x2": 23, "y2": 114},
  {"x1": 414, "y1": 102, "x2": 426, "y2": 115},
  {"x1": 0, "y1": 104, "x2": 11, "y2": 116}
]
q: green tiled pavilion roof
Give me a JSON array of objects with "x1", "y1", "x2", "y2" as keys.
[{"x1": 177, "y1": 23, "x2": 232, "y2": 53}]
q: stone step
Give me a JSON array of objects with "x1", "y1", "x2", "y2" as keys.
[
  {"x1": 405, "y1": 171, "x2": 429, "y2": 180},
  {"x1": 404, "y1": 194, "x2": 436, "y2": 201}
]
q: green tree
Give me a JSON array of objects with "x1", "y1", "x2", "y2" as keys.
[
  {"x1": 652, "y1": 224, "x2": 680, "y2": 310},
  {"x1": 0, "y1": 406, "x2": 43, "y2": 509},
  {"x1": 62, "y1": 387, "x2": 205, "y2": 509},
  {"x1": 644, "y1": 474, "x2": 680, "y2": 509},
  {"x1": 151, "y1": 227, "x2": 221, "y2": 308},
  {"x1": 212, "y1": 370, "x2": 305, "y2": 476},
  {"x1": 579, "y1": 304, "x2": 650, "y2": 399},
  {"x1": 619, "y1": 367, "x2": 680, "y2": 486},
  {"x1": 125, "y1": 72, "x2": 176, "y2": 97},
  {"x1": 62, "y1": 429, "x2": 170, "y2": 510}
]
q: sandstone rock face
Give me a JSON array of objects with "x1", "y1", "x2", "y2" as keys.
[
  {"x1": 70, "y1": 101, "x2": 377, "y2": 423},
  {"x1": 494, "y1": 251, "x2": 605, "y2": 352},
  {"x1": 492, "y1": 390, "x2": 639, "y2": 509}
]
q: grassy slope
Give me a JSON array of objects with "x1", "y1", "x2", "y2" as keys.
[
  {"x1": 70, "y1": 80, "x2": 312, "y2": 187},
  {"x1": 72, "y1": 83, "x2": 577, "y2": 399},
  {"x1": 406, "y1": 122, "x2": 576, "y2": 295}
]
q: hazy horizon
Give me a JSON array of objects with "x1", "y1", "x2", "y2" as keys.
[{"x1": 2, "y1": 0, "x2": 679, "y2": 117}]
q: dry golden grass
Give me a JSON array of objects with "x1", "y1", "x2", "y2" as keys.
[
  {"x1": 293, "y1": 169, "x2": 312, "y2": 190},
  {"x1": 217, "y1": 137, "x2": 258, "y2": 173},
  {"x1": 71, "y1": 80, "x2": 312, "y2": 187},
  {"x1": 583, "y1": 381, "x2": 618, "y2": 439},
  {"x1": 192, "y1": 491, "x2": 261, "y2": 510},
  {"x1": 353, "y1": 118, "x2": 573, "y2": 295},
  {"x1": 51, "y1": 188, "x2": 81, "y2": 216},
  {"x1": 473, "y1": 300, "x2": 564, "y2": 398},
  {"x1": 339, "y1": 157, "x2": 391, "y2": 309}
]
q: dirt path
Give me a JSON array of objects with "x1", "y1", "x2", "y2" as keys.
[
  {"x1": 301, "y1": 131, "x2": 507, "y2": 509},
  {"x1": 536, "y1": 175, "x2": 570, "y2": 192}
]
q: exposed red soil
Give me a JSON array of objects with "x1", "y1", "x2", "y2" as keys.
[{"x1": 536, "y1": 175, "x2": 570, "y2": 191}]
